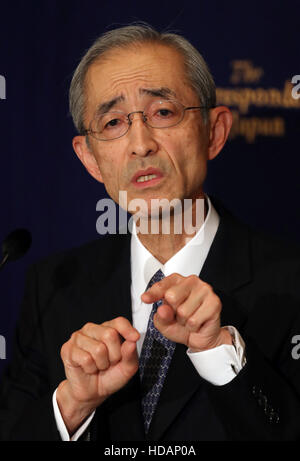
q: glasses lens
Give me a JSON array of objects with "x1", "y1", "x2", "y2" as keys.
[
  {"x1": 91, "y1": 111, "x2": 128, "y2": 140},
  {"x1": 146, "y1": 100, "x2": 182, "y2": 128}
]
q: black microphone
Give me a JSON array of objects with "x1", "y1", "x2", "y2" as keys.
[{"x1": 0, "y1": 228, "x2": 32, "y2": 271}]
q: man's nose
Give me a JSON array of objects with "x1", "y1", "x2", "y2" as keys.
[{"x1": 127, "y1": 112, "x2": 158, "y2": 157}]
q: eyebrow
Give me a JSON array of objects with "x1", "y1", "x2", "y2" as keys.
[
  {"x1": 139, "y1": 87, "x2": 177, "y2": 99},
  {"x1": 95, "y1": 95, "x2": 125, "y2": 116},
  {"x1": 95, "y1": 87, "x2": 177, "y2": 116}
]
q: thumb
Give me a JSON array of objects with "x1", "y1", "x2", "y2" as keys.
[
  {"x1": 120, "y1": 340, "x2": 139, "y2": 372},
  {"x1": 154, "y1": 304, "x2": 175, "y2": 328}
]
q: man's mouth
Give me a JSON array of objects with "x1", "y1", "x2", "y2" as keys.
[
  {"x1": 131, "y1": 168, "x2": 163, "y2": 188},
  {"x1": 136, "y1": 174, "x2": 158, "y2": 183}
]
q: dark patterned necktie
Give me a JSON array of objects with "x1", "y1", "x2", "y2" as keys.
[{"x1": 139, "y1": 269, "x2": 176, "y2": 433}]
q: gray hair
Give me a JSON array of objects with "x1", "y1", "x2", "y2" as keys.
[{"x1": 69, "y1": 23, "x2": 216, "y2": 134}]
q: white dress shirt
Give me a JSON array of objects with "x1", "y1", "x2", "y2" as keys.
[{"x1": 53, "y1": 196, "x2": 246, "y2": 440}]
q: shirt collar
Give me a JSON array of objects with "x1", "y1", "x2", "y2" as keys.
[{"x1": 130, "y1": 196, "x2": 220, "y2": 302}]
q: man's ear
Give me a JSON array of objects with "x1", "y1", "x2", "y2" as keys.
[
  {"x1": 72, "y1": 136, "x2": 104, "y2": 183},
  {"x1": 208, "y1": 106, "x2": 232, "y2": 160}
]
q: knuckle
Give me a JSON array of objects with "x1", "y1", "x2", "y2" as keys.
[
  {"x1": 215, "y1": 297, "x2": 222, "y2": 312},
  {"x1": 208, "y1": 285, "x2": 215, "y2": 295},
  {"x1": 114, "y1": 316, "x2": 125, "y2": 323},
  {"x1": 172, "y1": 273, "x2": 183, "y2": 284},
  {"x1": 81, "y1": 322, "x2": 94, "y2": 333},
  {"x1": 199, "y1": 280, "x2": 209, "y2": 289},
  {"x1": 102, "y1": 327, "x2": 117, "y2": 342},
  {"x1": 113, "y1": 316, "x2": 127, "y2": 327},
  {"x1": 60, "y1": 342, "x2": 68, "y2": 360},
  {"x1": 187, "y1": 276, "x2": 201, "y2": 290},
  {"x1": 211, "y1": 292, "x2": 221, "y2": 305},
  {"x1": 70, "y1": 331, "x2": 78, "y2": 343},
  {"x1": 187, "y1": 317, "x2": 197, "y2": 328},
  {"x1": 165, "y1": 289, "x2": 176, "y2": 302},
  {"x1": 199, "y1": 283, "x2": 212, "y2": 298},
  {"x1": 177, "y1": 305, "x2": 185, "y2": 319},
  {"x1": 94, "y1": 343, "x2": 105, "y2": 357},
  {"x1": 82, "y1": 353, "x2": 93, "y2": 367}
]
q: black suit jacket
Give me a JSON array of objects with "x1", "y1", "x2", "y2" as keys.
[{"x1": 1, "y1": 198, "x2": 300, "y2": 441}]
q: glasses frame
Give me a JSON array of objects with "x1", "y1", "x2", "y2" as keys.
[{"x1": 81, "y1": 99, "x2": 214, "y2": 141}]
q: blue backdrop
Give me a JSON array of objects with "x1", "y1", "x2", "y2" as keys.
[{"x1": 0, "y1": 0, "x2": 299, "y2": 375}]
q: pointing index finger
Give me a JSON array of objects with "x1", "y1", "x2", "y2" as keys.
[{"x1": 141, "y1": 273, "x2": 182, "y2": 304}]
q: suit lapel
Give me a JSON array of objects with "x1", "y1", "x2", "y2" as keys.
[
  {"x1": 200, "y1": 198, "x2": 251, "y2": 294},
  {"x1": 200, "y1": 199, "x2": 251, "y2": 328},
  {"x1": 147, "y1": 200, "x2": 251, "y2": 440}
]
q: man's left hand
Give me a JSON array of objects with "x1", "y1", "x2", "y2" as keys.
[{"x1": 141, "y1": 274, "x2": 232, "y2": 352}]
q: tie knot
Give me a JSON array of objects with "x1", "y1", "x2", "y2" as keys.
[{"x1": 146, "y1": 269, "x2": 164, "y2": 291}]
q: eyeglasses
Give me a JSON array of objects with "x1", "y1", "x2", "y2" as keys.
[{"x1": 82, "y1": 99, "x2": 213, "y2": 141}]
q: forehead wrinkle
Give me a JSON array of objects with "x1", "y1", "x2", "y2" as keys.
[
  {"x1": 139, "y1": 87, "x2": 177, "y2": 99},
  {"x1": 86, "y1": 64, "x2": 151, "y2": 110},
  {"x1": 108, "y1": 77, "x2": 151, "y2": 97},
  {"x1": 105, "y1": 59, "x2": 173, "y2": 95}
]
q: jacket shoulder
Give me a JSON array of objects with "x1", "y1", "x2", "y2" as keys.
[
  {"x1": 27, "y1": 233, "x2": 130, "y2": 296},
  {"x1": 212, "y1": 195, "x2": 300, "y2": 265}
]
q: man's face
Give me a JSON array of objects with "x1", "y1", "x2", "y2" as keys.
[{"x1": 77, "y1": 44, "x2": 212, "y2": 211}]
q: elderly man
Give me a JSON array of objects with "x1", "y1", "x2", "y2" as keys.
[{"x1": 1, "y1": 24, "x2": 300, "y2": 442}]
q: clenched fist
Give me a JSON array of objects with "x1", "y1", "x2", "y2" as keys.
[
  {"x1": 141, "y1": 273, "x2": 232, "y2": 352},
  {"x1": 57, "y1": 317, "x2": 140, "y2": 435}
]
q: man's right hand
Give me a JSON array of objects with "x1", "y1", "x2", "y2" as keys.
[{"x1": 56, "y1": 317, "x2": 140, "y2": 435}]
